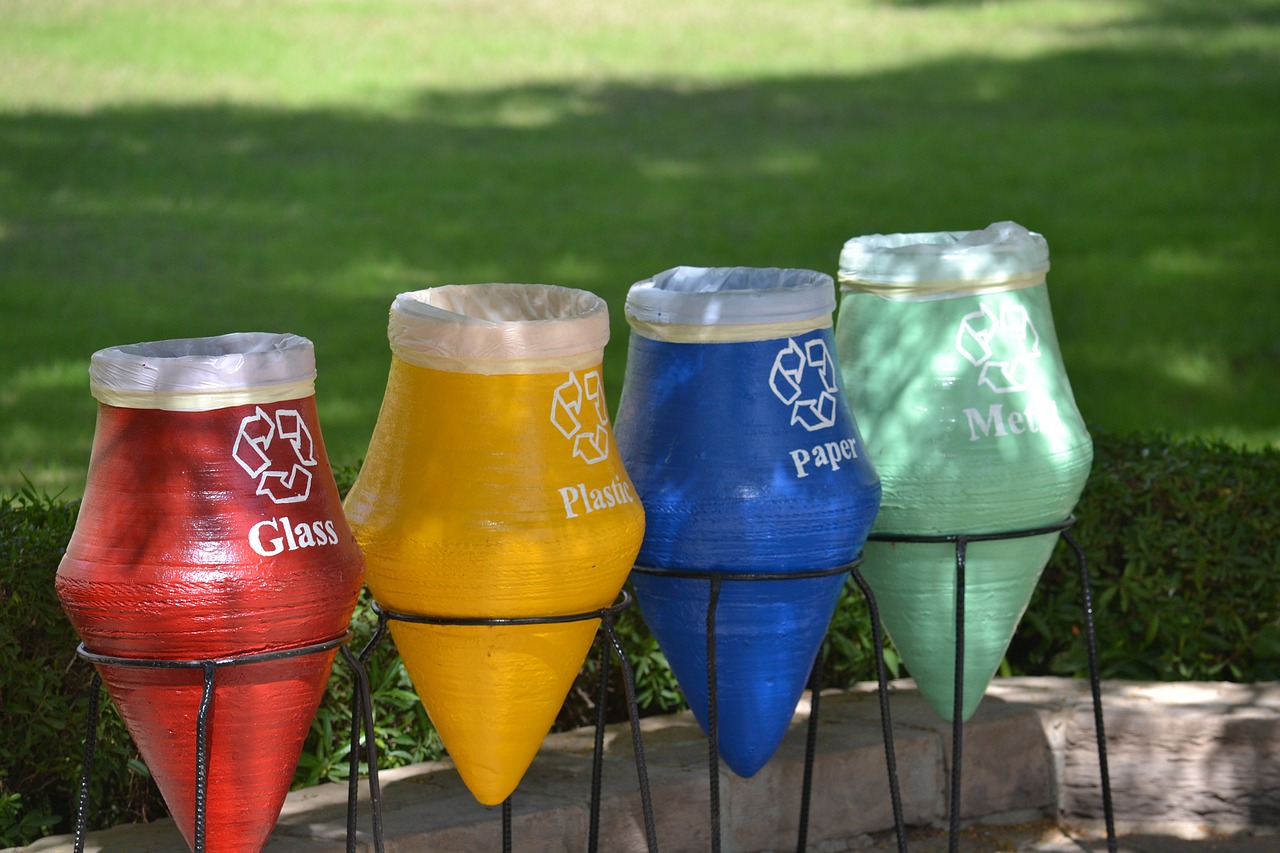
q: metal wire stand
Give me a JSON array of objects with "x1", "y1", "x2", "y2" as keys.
[
  {"x1": 71, "y1": 632, "x2": 384, "y2": 853},
  {"x1": 867, "y1": 516, "x2": 1117, "y2": 853},
  {"x1": 367, "y1": 590, "x2": 658, "y2": 853},
  {"x1": 632, "y1": 556, "x2": 907, "y2": 853}
]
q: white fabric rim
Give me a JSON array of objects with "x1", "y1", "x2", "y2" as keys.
[
  {"x1": 838, "y1": 269, "x2": 1047, "y2": 300},
  {"x1": 838, "y1": 221, "x2": 1050, "y2": 301},
  {"x1": 626, "y1": 266, "x2": 836, "y2": 327},
  {"x1": 391, "y1": 350, "x2": 604, "y2": 375},
  {"x1": 89, "y1": 332, "x2": 316, "y2": 411},
  {"x1": 627, "y1": 315, "x2": 832, "y2": 344},
  {"x1": 389, "y1": 284, "x2": 610, "y2": 372}
]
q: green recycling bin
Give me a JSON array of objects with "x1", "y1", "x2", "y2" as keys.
[{"x1": 834, "y1": 222, "x2": 1093, "y2": 722}]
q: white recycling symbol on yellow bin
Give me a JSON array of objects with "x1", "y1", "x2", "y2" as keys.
[
  {"x1": 769, "y1": 338, "x2": 839, "y2": 432},
  {"x1": 955, "y1": 302, "x2": 1042, "y2": 394},
  {"x1": 231, "y1": 406, "x2": 318, "y2": 504},
  {"x1": 550, "y1": 369, "x2": 610, "y2": 464}
]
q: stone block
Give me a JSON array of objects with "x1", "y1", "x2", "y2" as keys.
[
  {"x1": 1059, "y1": 682, "x2": 1280, "y2": 836},
  {"x1": 849, "y1": 682, "x2": 1057, "y2": 822},
  {"x1": 23, "y1": 678, "x2": 1279, "y2": 853}
]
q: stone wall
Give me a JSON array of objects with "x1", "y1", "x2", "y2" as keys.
[{"x1": 14, "y1": 678, "x2": 1280, "y2": 852}]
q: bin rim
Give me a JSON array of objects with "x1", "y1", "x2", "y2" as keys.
[
  {"x1": 838, "y1": 221, "x2": 1049, "y2": 299},
  {"x1": 89, "y1": 332, "x2": 315, "y2": 411},
  {"x1": 389, "y1": 283, "x2": 610, "y2": 372},
  {"x1": 625, "y1": 266, "x2": 836, "y2": 329}
]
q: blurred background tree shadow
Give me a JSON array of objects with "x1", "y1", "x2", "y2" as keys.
[{"x1": 1, "y1": 0, "x2": 1277, "y2": 497}]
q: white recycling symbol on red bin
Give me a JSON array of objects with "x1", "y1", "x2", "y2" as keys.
[
  {"x1": 768, "y1": 337, "x2": 839, "y2": 432},
  {"x1": 232, "y1": 406, "x2": 318, "y2": 504},
  {"x1": 550, "y1": 369, "x2": 610, "y2": 465},
  {"x1": 955, "y1": 302, "x2": 1042, "y2": 394}
]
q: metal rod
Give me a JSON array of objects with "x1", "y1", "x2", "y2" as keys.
[
  {"x1": 706, "y1": 574, "x2": 722, "y2": 853},
  {"x1": 589, "y1": 633, "x2": 611, "y2": 853},
  {"x1": 631, "y1": 562, "x2": 857, "y2": 583},
  {"x1": 194, "y1": 662, "x2": 216, "y2": 853},
  {"x1": 796, "y1": 642, "x2": 824, "y2": 853},
  {"x1": 867, "y1": 517, "x2": 1075, "y2": 546},
  {"x1": 73, "y1": 671, "x2": 102, "y2": 853},
  {"x1": 949, "y1": 540, "x2": 967, "y2": 853},
  {"x1": 605, "y1": 616, "x2": 660, "y2": 853},
  {"x1": 851, "y1": 567, "x2": 907, "y2": 853},
  {"x1": 341, "y1": 642, "x2": 385, "y2": 853},
  {"x1": 360, "y1": 610, "x2": 391, "y2": 664},
  {"x1": 358, "y1": 609, "x2": 391, "y2": 853},
  {"x1": 373, "y1": 593, "x2": 648, "y2": 852},
  {"x1": 346, "y1": 644, "x2": 362, "y2": 853},
  {"x1": 373, "y1": 591, "x2": 633, "y2": 628},
  {"x1": 866, "y1": 518, "x2": 1086, "y2": 853},
  {"x1": 68, "y1": 632, "x2": 360, "y2": 853},
  {"x1": 502, "y1": 797, "x2": 513, "y2": 853},
  {"x1": 1064, "y1": 530, "x2": 1117, "y2": 853},
  {"x1": 75, "y1": 633, "x2": 352, "y2": 671},
  {"x1": 637, "y1": 559, "x2": 861, "y2": 852}
]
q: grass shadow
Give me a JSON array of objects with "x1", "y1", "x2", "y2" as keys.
[{"x1": 1, "y1": 26, "x2": 1278, "y2": 495}]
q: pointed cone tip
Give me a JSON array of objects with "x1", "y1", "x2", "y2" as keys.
[{"x1": 389, "y1": 620, "x2": 601, "y2": 804}]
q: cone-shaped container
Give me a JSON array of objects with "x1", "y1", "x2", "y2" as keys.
[
  {"x1": 834, "y1": 222, "x2": 1093, "y2": 722},
  {"x1": 343, "y1": 284, "x2": 644, "y2": 806},
  {"x1": 614, "y1": 267, "x2": 881, "y2": 778},
  {"x1": 55, "y1": 333, "x2": 364, "y2": 853}
]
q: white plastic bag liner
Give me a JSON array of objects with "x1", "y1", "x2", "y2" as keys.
[
  {"x1": 389, "y1": 284, "x2": 610, "y2": 374},
  {"x1": 89, "y1": 332, "x2": 316, "y2": 411},
  {"x1": 625, "y1": 266, "x2": 836, "y2": 343},
  {"x1": 838, "y1": 221, "x2": 1050, "y2": 301}
]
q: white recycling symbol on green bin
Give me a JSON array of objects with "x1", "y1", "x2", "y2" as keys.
[
  {"x1": 955, "y1": 302, "x2": 1042, "y2": 394},
  {"x1": 769, "y1": 337, "x2": 838, "y2": 432}
]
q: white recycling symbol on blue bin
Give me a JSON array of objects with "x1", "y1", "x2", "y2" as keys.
[
  {"x1": 550, "y1": 369, "x2": 611, "y2": 464},
  {"x1": 768, "y1": 338, "x2": 839, "y2": 432},
  {"x1": 955, "y1": 302, "x2": 1042, "y2": 394}
]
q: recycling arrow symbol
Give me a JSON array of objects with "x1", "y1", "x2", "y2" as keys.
[
  {"x1": 232, "y1": 406, "x2": 318, "y2": 504},
  {"x1": 768, "y1": 337, "x2": 839, "y2": 432},
  {"x1": 550, "y1": 369, "x2": 610, "y2": 465},
  {"x1": 955, "y1": 302, "x2": 1042, "y2": 394}
]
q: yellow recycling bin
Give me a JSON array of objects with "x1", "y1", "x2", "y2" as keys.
[{"x1": 343, "y1": 284, "x2": 644, "y2": 805}]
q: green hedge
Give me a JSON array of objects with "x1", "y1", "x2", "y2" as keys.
[
  {"x1": 2, "y1": 432, "x2": 1277, "y2": 845},
  {"x1": 1006, "y1": 432, "x2": 1280, "y2": 682},
  {"x1": 0, "y1": 485, "x2": 165, "y2": 845}
]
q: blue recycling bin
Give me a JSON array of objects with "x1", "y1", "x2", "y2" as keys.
[{"x1": 615, "y1": 266, "x2": 881, "y2": 777}]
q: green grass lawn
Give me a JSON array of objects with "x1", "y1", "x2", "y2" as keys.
[{"x1": 2, "y1": 0, "x2": 1277, "y2": 497}]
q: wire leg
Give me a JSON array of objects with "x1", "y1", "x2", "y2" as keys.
[
  {"x1": 605, "y1": 617, "x2": 660, "y2": 852},
  {"x1": 346, "y1": 646, "x2": 361, "y2": 853},
  {"x1": 948, "y1": 541, "x2": 968, "y2": 853},
  {"x1": 342, "y1": 643, "x2": 385, "y2": 853},
  {"x1": 851, "y1": 568, "x2": 907, "y2": 853},
  {"x1": 69, "y1": 636, "x2": 354, "y2": 853},
  {"x1": 193, "y1": 662, "x2": 216, "y2": 853},
  {"x1": 502, "y1": 797, "x2": 513, "y2": 853},
  {"x1": 361, "y1": 614, "x2": 389, "y2": 853},
  {"x1": 796, "y1": 641, "x2": 825, "y2": 853},
  {"x1": 1064, "y1": 531, "x2": 1117, "y2": 853},
  {"x1": 589, "y1": 632, "x2": 611, "y2": 853},
  {"x1": 705, "y1": 575, "x2": 723, "y2": 853},
  {"x1": 73, "y1": 671, "x2": 102, "y2": 853},
  {"x1": 351, "y1": 611, "x2": 390, "y2": 853}
]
